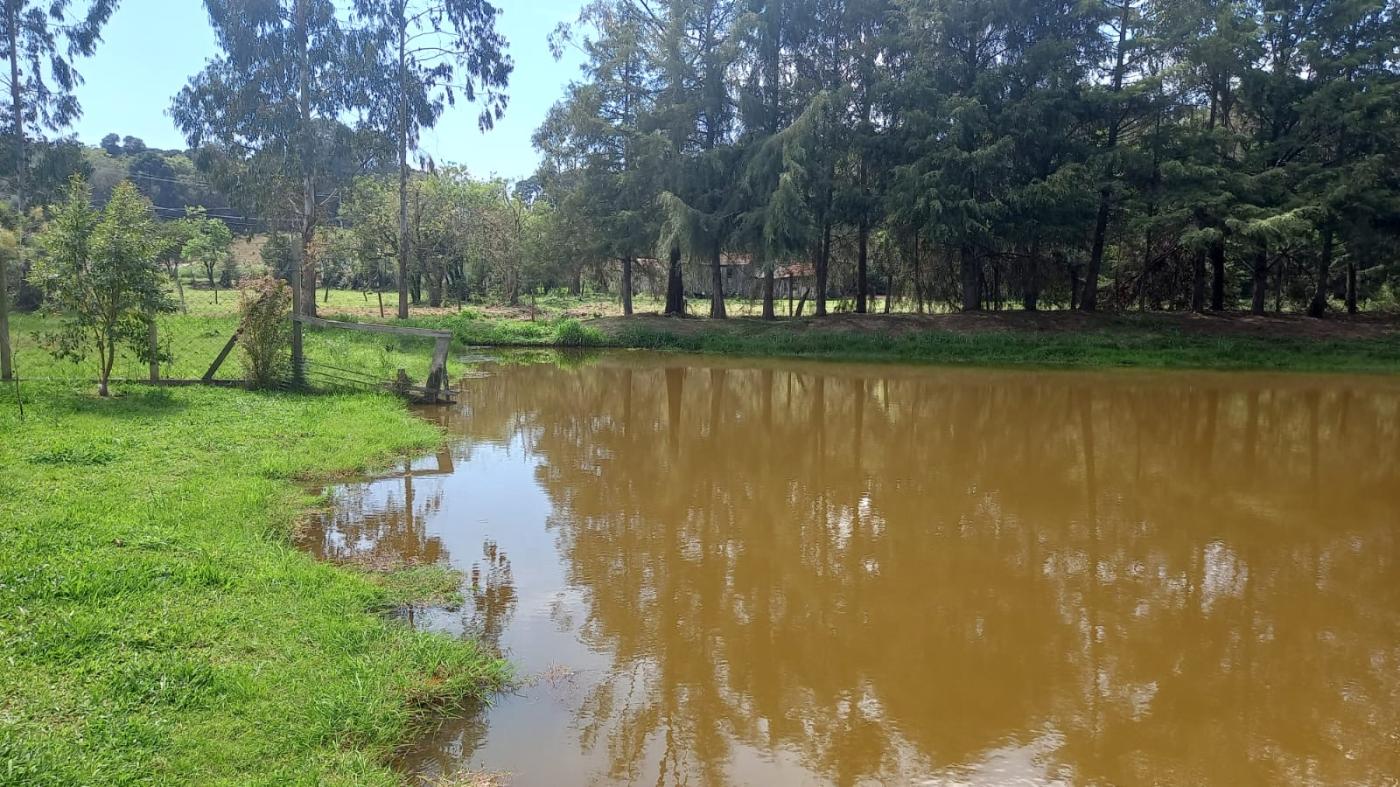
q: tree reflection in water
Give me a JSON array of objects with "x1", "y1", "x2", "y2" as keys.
[
  {"x1": 467, "y1": 540, "x2": 516, "y2": 650},
  {"x1": 306, "y1": 355, "x2": 1400, "y2": 786}
]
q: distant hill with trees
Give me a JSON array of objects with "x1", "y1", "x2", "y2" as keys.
[{"x1": 85, "y1": 134, "x2": 242, "y2": 230}]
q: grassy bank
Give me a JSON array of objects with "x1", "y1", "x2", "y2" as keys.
[
  {"x1": 585, "y1": 312, "x2": 1400, "y2": 373},
  {"x1": 13, "y1": 288, "x2": 1399, "y2": 381},
  {"x1": 394, "y1": 309, "x2": 1400, "y2": 373},
  {"x1": 0, "y1": 384, "x2": 507, "y2": 785}
]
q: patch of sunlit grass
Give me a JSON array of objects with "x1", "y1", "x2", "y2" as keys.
[{"x1": 0, "y1": 383, "x2": 508, "y2": 785}]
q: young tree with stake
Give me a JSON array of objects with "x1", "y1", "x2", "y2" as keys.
[{"x1": 32, "y1": 178, "x2": 173, "y2": 397}]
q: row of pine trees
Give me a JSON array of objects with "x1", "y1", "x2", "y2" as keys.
[{"x1": 534, "y1": 0, "x2": 1399, "y2": 318}]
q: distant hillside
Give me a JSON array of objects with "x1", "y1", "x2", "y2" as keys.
[{"x1": 85, "y1": 138, "x2": 246, "y2": 231}]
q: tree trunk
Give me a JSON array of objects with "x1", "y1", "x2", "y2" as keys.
[
  {"x1": 0, "y1": 235, "x2": 9, "y2": 382},
  {"x1": 815, "y1": 219, "x2": 831, "y2": 316},
  {"x1": 1023, "y1": 239, "x2": 1041, "y2": 311},
  {"x1": 856, "y1": 217, "x2": 869, "y2": 313},
  {"x1": 960, "y1": 245, "x2": 980, "y2": 311},
  {"x1": 912, "y1": 229, "x2": 924, "y2": 313},
  {"x1": 1082, "y1": 190, "x2": 1110, "y2": 311},
  {"x1": 2, "y1": 1, "x2": 22, "y2": 382},
  {"x1": 1346, "y1": 259, "x2": 1357, "y2": 314},
  {"x1": 294, "y1": 0, "x2": 318, "y2": 318},
  {"x1": 1081, "y1": 0, "x2": 1131, "y2": 313},
  {"x1": 664, "y1": 245, "x2": 685, "y2": 315},
  {"x1": 1308, "y1": 227, "x2": 1333, "y2": 318},
  {"x1": 427, "y1": 269, "x2": 443, "y2": 308},
  {"x1": 1210, "y1": 237, "x2": 1226, "y2": 310},
  {"x1": 992, "y1": 258, "x2": 1002, "y2": 310},
  {"x1": 761, "y1": 263, "x2": 775, "y2": 320},
  {"x1": 171, "y1": 263, "x2": 186, "y2": 313},
  {"x1": 98, "y1": 340, "x2": 113, "y2": 397},
  {"x1": 1191, "y1": 249, "x2": 1207, "y2": 312},
  {"x1": 1250, "y1": 250, "x2": 1268, "y2": 315},
  {"x1": 395, "y1": 12, "x2": 411, "y2": 320},
  {"x1": 709, "y1": 246, "x2": 726, "y2": 318},
  {"x1": 621, "y1": 256, "x2": 634, "y2": 316}
]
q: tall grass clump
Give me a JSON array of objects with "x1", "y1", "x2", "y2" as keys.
[{"x1": 555, "y1": 319, "x2": 603, "y2": 347}]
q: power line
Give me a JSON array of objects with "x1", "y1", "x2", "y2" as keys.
[
  {"x1": 129, "y1": 172, "x2": 218, "y2": 188},
  {"x1": 128, "y1": 171, "x2": 340, "y2": 200}
]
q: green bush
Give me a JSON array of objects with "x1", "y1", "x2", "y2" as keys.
[{"x1": 238, "y1": 277, "x2": 292, "y2": 388}]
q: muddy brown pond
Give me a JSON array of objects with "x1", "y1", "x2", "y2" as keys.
[{"x1": 298, "y1": 352, "x2": 1400, "y2": 786}]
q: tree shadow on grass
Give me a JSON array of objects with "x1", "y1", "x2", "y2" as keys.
[{"x1": 11, "y1": 384, "x2": 193, "y2": 421}]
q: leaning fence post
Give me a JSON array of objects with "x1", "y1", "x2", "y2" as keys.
[
  {"x1": 203, "y1": 327, "x2": 243, "y2": 383},
  {"x1": 148, "y1": 320, "x2": 160, "y2": 383}
]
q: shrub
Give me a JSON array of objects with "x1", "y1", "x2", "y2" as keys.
[
  {"x1": 555, "y1": 319, "x2": 603, "y2": 347},
  {"x1": 238, "y1": 277, "x2": 291, "y2": 388},
  {"x1": 31, "y1": 177, "x2": 175, "y2": 396}
]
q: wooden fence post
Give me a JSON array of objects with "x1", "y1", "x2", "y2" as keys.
[
  {"x1": 425, "y1": 335, "x2": 451, "y2": 401},
  {"x1": 0, "y1": 254, "x2": 11, "y2": 382},
  {"x1": 148, "y1": 321, "x2": 160, "y2": 383},
  {"x1": 290, "y1": 258, "x2": 305, "y2": 386}
]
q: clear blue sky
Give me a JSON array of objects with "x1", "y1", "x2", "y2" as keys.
[{"x1": 70, "y1": 0, "x2": 588, "y2": 181}]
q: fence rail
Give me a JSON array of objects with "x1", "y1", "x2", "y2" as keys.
[{"x1": 292, "y1": 314, "x2": 454, "y2": 403}]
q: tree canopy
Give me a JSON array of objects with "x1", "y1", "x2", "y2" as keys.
[{"x1": 535, "y1": 0, "x2": 1400, "y2": 318}]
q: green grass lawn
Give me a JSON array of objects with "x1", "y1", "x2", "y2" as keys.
[{"x1": 0, "y1": 384, "x2": 507, "y2": 786}]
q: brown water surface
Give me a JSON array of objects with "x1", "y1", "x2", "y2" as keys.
[{"x1": 299, "y1": 353, "x2": 1400, "y2": 786}]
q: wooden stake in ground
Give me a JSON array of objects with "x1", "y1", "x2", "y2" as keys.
[{"x1": 0, "y1": 250, "x2": 11, "y2": 381}]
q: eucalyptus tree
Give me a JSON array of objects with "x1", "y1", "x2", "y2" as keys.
[
  {"x1": 0, "y1": 0, "x2": 118, "y2": 380},
  {"x1": 173, "y1": 0, "x2": 360, "y2": 316},
  {"x1": 351, "y1": 0, "x2": 511, "y2": 319}
]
